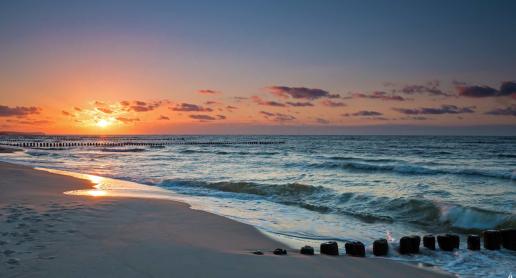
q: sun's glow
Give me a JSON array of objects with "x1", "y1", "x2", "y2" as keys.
[
  {"x1": 97, "y1": 119, "x2": 110, "y2": 128},
  {"x1": 86, "y1": 189, "x2": 107, "y2": 197},
  {"x1": 86, "y1": 175, "x2": 104, "y2": 188}
]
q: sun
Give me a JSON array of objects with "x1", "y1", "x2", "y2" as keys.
[{"x1": 96, "y1": 119, "x2": 110, "y2": 128}]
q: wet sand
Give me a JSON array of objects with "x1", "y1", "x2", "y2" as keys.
[{"x1": 0, "y1": 162, "x2": 452, "y2": 277}]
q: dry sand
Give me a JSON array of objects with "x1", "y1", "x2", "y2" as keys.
[{"x1": 0, "y1": 162, "x2": 452, "y2": 277}]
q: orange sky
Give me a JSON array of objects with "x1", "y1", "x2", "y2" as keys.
[
  {"x1": 0, "y1": 47, "x2": 513, "y2": 134},
  {"x1": 1, "y1": 86, "x2": 514, "y2": 134},
  {"x1": 0, "y1": 1, "x2": 515, "y2": 135}
]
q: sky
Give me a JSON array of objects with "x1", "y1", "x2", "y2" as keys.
[{"x1": 0, "y1": 0, "x2": 515, "y2": 135}]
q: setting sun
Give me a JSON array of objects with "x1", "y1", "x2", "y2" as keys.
[{"x1": 96, "y1": 119, "x2": 110, "y2": 128}]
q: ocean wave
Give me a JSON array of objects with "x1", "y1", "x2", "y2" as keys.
[
  {"x1": 26, "y1": 150, "x2": 62, "y2": 157},
  {"x1": 100, "y1": 148, "x2": 146, "y2": 153},
  {"x1": 160, "y1": 179, "x2": 516, "y2": 232},
  {"x1": 178, "y1": 149, "x2": 210, "y2": 154},
  {"x1": 343, "y1": 195, "x2": 516, "y2": 232},
  {"x1": 335, "y1": 194, "x2": 516, "y2": 231},
  {"x1": 162, "y1": 180, "x2": 325, "y2": 197},
  {"x1": 178, "y1": 149, "x2": 279, "y2": 156},
  {"x1": 313, "y1": 161, "x2": 515, "y2": 180},
  {"x1": 497, "y1": 153, "x2": 516, "y2": 158},
  {"x1": 236, "y1": 151, "x2": 280, "y2": 156},
  {"x1": 328, "y1": 156, "x2": 398, "y2": 163},
  {"x1": 318, "y1": 161, "x2": 437, "y2": 174},
  {"x1": 161, "y1": 179, "x2": 391, "y2": 223},
  {"x1": 26, "y1": 150, "x2": 50, "y2": 156},
  {"x1": 437, "y1": 204, "x2": 516, "y2": 232}
]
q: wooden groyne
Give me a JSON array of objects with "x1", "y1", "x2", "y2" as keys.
[{"x1": 0, "y1": 137, "x2": 285, "y2": 149}]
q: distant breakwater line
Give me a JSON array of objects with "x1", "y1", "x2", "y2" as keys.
[{"x1": 0, "y1": 136, "x2": 285, "y2": 149}]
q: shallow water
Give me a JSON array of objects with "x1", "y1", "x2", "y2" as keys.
[{"x1": 1, "y1": 135, "x2": 515, "y2": 277}]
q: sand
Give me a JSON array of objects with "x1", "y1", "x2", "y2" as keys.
[{"x1": 0, "y1": 162, "x2": 452, "y2": 277}]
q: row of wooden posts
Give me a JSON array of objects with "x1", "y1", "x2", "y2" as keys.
[
  {"x1": 294, "y1": 229, "x2": 515, "y2": 257},
  {"x1": 0, "y1": 141, "x2": 285, "y2": 148},
  {"x1": 0, "y1": 137, "x2": 206, "y2": 142},
  {"x1": 254, "y1": 229, "x2": 515, "y2": 257}
]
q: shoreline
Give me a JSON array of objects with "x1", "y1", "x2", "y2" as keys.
[{"x1": 0, "y1": 161, "x2": 452, "y2": 277}]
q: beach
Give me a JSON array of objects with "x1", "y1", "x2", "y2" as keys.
[{"x1": 0, "y1": 162, "x2": 451, "y2": 277}]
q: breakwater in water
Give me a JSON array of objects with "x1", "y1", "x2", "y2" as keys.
[{"x1": 0, "y1": 135, "x2": 284, "y2": 149}]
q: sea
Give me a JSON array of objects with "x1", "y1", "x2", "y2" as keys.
[{"x1": 1, "y1": 135, "x2": 515, "y2": 277}]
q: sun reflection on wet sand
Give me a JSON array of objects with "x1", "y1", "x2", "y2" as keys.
[
  {"x1": 85, "y1": 189, "x2": 107, "y2": 196},
  {"x1": 88, "y1": 175, "x2": 104, "y2": 188},
  {"x1": 35, "y1": 167, "x2": 178, "y2": 200}
]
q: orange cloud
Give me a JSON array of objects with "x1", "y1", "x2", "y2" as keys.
[
  {"x1": 116, "y1": 117, "x2": 140, "y2": 124},
  {"x1": 197, "y1": 89, "x2": 220, "y2": 95},
  {"x1": 171, "y1": 103, "x2": 213, "y2": 112},
  {"x1": 0, "y1": 105, "x2": 41, "y2": 117}
]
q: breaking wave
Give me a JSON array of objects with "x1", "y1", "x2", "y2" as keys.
[
  {"x1": 312, "y1": 161, "x2": 515, "y2": 180},
  {"x1": 159, "y1": 179, "x2": 516, "y2": 232},
  {"x1": 162, "y1": 180, "x2": 325, "y2": 197}
]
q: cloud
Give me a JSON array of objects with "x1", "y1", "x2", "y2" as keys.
[
  {"x1": 205, "y1": 101, "x2": 220, "y2": 105},
  {"x1": 485, "y1": 105, "x2": 516, "y2": 116},
  {"x1": 457, "y1": 85, "x2": 499, "y2": 97},
  {"x1": 500, "y1": 81, "x2": 516, "y2": 96},
  {"x1": 345, "y1": 110, "x2": 384, "y2": 117},
  {"x1": 259, "y1": 111, "x2": 296, "y2": 122},
  {"x1": 400, "y1": 81, "x2": 448, "y2": 96},
  {"x1": 251, "y1": 96, "x2": 286, "y2": 107},
  {"x1": 171, "y1": 103, "x2": 213, "y2": 112},
  {"x1": 267, "y1": 86, "x2": 339, "y2": 100},
  {"x1": 225, "y1": 105, "x2": 238, "y2": 112},
  {"x1": 158, "y1": 115, "x2": 170, "y2": 120},
  {"x1": 393, "y1": 105, "x2": 475, "y2": 115},
  {"x1": 189, "y1": 114, "x2": 226, "y2": 121},
  {"x1": 233, "y1": 96, "x2": 248, "y2": 102},
  {"x1": 6, "y1": 119, "x2": 51, "y2": 125},
  {"x1": 260, "y1": 111, "x2": 274, "y2": 117},
  {"x1": 97, "y1": 107, "x2": 113, "y2": 114},
  {"x1": 74, "y1": 107, "x2": 82, "y2": 111},
  {"x1": 315, "y1": 118, "x2": 330, "y2": 124},
  {"x1": 116, "y1": 117, "x2": 140, "y2": 124},
  {"x1": 197, "y1": 89, "x2": 220, "y2": 95},
  {"x1": 286, "y1": 101, "x2": 314, "y2": 107},
  {"x1": 190, "y1": 114, "x2": 215, "y2": 120},
  {"x1": 121, "y1": 100, "x2": 163, "y2": 112},
  {"x1": 320, "y1": 100, "x2": 346, "y2": 107},
  {"x1": 272, "y1": 113, "x2": 296, "y2": 122},
  {"x1": 61, "y1": 110, "x2": 73, "y2": 117},
  {"x1": 353, "y1": 91, "x2": 406, "y2": 101},
  {"x1": 0, "y1": 105, "x2": 41, "y2": 117},
  {"x1": 400, "y1": 116, "x2": 429, "y2": 121},
  {"x1": 457, "y1": 81, "x2": 516, "y2": 98}
]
